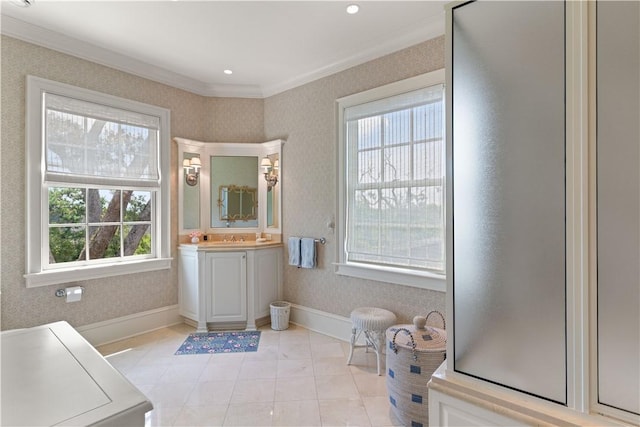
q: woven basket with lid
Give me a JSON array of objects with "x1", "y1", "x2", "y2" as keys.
[{"x1": 385, "y1": 311, "x2": 447, "y2": 427}]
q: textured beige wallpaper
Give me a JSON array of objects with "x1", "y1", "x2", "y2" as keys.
[
  {"x1": 0, "y1": 36, "x2": 264, "y2": 330},
  {"x1": 264, "y1": 37, "x2": 447, "y2": 323},
  {"x1": 1, "y1": 34, "x2": 444, "y2": 331},
  {"x1": 205, "y1": 97, "x2": 264, "y2": 143}
]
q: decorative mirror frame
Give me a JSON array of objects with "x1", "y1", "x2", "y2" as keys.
[
  {"x1": 218, "y1": 185, "x2": 258, "y2": 222},
  {"x1": 174, "y1": 137, "x2": 283, "y2": 236}
]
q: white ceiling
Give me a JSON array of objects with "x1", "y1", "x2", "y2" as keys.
[{"x1": 0, "y1": 1, "x2": 446, "y2": 98}]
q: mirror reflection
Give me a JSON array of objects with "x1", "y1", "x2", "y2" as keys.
[
  {"x1": 262, "y1": 153, "x2": 279, "y2": 228},
  {"x1": 182, "y1": 152, "x2": 200, "y2": 230},
  {"x1": 218, "y1": 185, "x2": 257, "y2": 223},
  {"x1": 210, "y1": 156, "x2": 258, "y2": 228}
]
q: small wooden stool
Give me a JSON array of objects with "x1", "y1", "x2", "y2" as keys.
[{"x1": 346, "y1": 307, "x2": 397, "y2": 375}]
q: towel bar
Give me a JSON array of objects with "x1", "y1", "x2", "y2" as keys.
[{"x1": 314, "y1": 238, "x2": 326, "y2": 245}]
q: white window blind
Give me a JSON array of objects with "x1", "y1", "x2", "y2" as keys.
[
  {"x1": 44, "y1": 93, "x2": 160, "y2": 187},
  {"x1": 344, "y1": 84, "x2": 445, "y2": 273}
]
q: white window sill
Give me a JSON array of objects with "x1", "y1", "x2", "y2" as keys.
[
  {"x1": 334, "y1": 262, "x2": 446, "y2": 292},
  {"x1": 24, "y1": 258, "x2": 173, "y2": 288}
]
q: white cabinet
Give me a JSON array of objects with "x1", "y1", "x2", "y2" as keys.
[
  {"x1": 438, "y1": 1, "x2": 640, "y2": 425},
  {"x1": 205, "y1": 251, "x2": 247, "y2": 323},
  {"x1": 178, "y1": 243, "x2": 283, "y2": 332},
  {"x1": 1, "y1": 321, "x2": 152, "y2": 427}
]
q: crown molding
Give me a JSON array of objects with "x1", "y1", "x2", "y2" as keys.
[
  {"x1": 1, "y1": 15, "x2": 217, "y2": 96},
  {"x1": 261, "y1": 13, "x2": 445, "y2": 98},
  {"x1": 202, "y1": 83, "x2": 264, "y2": 99},
  {"x1": 1, "y1": 13, "x2": 444, "y2": 99}
]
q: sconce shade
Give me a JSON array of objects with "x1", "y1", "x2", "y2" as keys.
[
  {"x1": 189, "y1": 157, "x2": 201, "y2": 169},
  {"x1": 273, "y1": 159, "x2": 279, "y2": 170},
  {"x1": 261, "y1": 157, "x2": 278, "y2": 190},
  {"x1": 183, "y1": 156, "x2": 200, "y2": 186},
  {"x1": 261, "y1": 157, "x2": 272, "y2": 168}
]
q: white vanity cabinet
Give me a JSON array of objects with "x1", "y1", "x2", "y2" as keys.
[{"x1": 178, "y1": 243, "x2": 283, "y2": 332}]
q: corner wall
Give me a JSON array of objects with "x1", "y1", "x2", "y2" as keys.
[
  {"x1": 1, "y1": 33, "x2": 445, "y2": 332},
  {"x1": 0, "y1": 35, "x2": 263, "y2": 330},
  {"x1": 264, "y1": 37, "x2": 446, "y2": 322}
]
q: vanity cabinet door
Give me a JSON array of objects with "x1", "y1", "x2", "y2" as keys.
[
  {"x1": 205, "y1": 251, "x2": 247, "y2": 322},
  {"x1": 254, "y1": 247, "x2": 283, "y2": 319}
]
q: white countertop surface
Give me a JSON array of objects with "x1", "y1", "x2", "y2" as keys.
[{"x1": 1, "y1": 321, "x2": 152, "y2": 426}]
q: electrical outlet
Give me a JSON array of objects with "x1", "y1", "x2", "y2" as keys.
[{"x1": 203, "y1": 234, "x2": 208, "y2": 241}]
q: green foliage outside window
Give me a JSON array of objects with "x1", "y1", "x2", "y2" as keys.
[{"x1": 48, "y1": 187, "x2": 152, "y2": 264}]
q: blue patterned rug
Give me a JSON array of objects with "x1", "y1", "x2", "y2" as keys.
[{"x1": 175, "y1": 331, "x2": 261, "y2": 355}]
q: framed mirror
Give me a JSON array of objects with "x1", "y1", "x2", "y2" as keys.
[
  {"x1": 210, "y1": 155, "x2": 258, "y2": 228},
  {"x1": 175, "y1": 137, "x2": 283, "y2": 235},
  {"x1": 218, "y1": 185, "x2": 257, "y2": 222}
]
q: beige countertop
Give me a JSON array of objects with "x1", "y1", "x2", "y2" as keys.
[{"x1": 179, "y1": 240, "x2": 283, "y2": 251}]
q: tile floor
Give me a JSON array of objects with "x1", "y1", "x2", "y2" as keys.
[{"x1": 97, "y1": 323, "x2": 403, "y2": 426}]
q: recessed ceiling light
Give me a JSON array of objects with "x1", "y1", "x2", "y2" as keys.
[
  {"x1": 223, "y1": 69, "x2": 233, "y2": 75},
  {"x1": 346, "y1": 4, "x2": 359, "y2": 15}
]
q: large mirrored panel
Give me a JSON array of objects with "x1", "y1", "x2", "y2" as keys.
[
  {"x1": 211, "y1": 156, "x2": 258, "y2": 228},
  {"x1": 182, "y1": 152, "x2": 200, "y2": 230},
  {"x1": 175, "y1": 137, "x2": 283, "y2": 234}
]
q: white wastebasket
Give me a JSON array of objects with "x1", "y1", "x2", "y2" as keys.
[{"x1": 270, "y1": 301, "x2": 291, "y2": 330}]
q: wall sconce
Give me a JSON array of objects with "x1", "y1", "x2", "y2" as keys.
[
  {"x1": 183, "y1": 157, "x2": 201, "y2": 186},
  {"x1": 261, "y1": 157, "x2": 278, "y2": 191}
]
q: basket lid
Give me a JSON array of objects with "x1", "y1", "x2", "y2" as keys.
[{"x1": 386, "y1": 324, "x2": 447, "y2": 352}]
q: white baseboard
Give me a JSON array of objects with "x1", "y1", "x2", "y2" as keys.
[
  {"x1": 76, "y1": 305, "x2": 183, "y2": 347},
  {"x1": 77, "y1": 303, "x2": 368, "y2": 347},
  {"x1": 290, "y1": 303, "x2": 365, "y2": 343}
]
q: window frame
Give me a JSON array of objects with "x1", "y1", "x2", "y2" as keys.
[
  {"x1": 336, "y1": 69, "x2": 446, "y2": 292},
  {"x1": 25, "y1": 76, "x2": 171, "y2": 288}
]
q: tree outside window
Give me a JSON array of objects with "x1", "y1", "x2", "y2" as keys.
[
  {"x1": 25, "y1": 76, "x2": 170, "y2": 287},
  {"x1": 336, "y1": 70, "x2": 446, "y2": 290}
]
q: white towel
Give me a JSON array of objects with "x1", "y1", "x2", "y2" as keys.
[
  {"x1": 300, "y1": 238, "x2": 316, "y2": 269},
  {"x1": 288, "y1": 237, "x2": 301, "y2": 266}
]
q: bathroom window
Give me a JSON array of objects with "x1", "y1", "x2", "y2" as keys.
[
  {"x1": 336, "y1": 70, "x2": 445, "y2": 291},
  {"x1": 24, "y1": 76, "x2": 171, "y2": 287}
]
